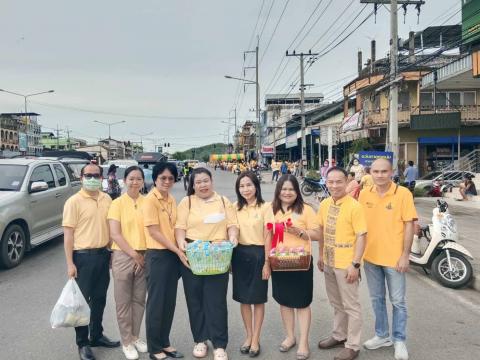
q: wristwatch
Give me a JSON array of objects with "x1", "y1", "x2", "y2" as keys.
[{"x1": 352, "y1": 261, "x2": 361, "y2": 269}]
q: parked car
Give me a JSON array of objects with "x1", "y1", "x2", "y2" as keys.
[
  {"x1": 0, "y1": 158, "x2": 82, "y2": 268},
  {"x1": 415, "y1": 170, "x2": 475, "y2": 193}
]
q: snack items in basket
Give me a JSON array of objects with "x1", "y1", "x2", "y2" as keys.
[{"x1": 186, "y1": 240, "x2": 234, "y2": 275}]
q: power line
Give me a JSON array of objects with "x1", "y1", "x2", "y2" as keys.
[
  {"x1": 294, "y1": 0, "x2": 335, "y2": 49},
  {"x1": 260, "y1": 0, "x2": 291, "y2": 64},
  {"x1": 258, "y1": 0, "x2": 276, "y2": 43}
]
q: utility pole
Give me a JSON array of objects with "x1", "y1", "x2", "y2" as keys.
[
  {"x1": 361, "y1": 0, "x2": 424, "y2": 170},
  {"x1": 286, "y1": 50, "x2": 318, "y2": 171},
  {"x1": 65, "y1": 127, "x2": 71, "y2": 150},
  {"x1": 56, "y1": 124, "x2": 61, "y2": 150}
]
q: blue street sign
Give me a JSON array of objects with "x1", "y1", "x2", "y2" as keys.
[{"x1": 358, "y1": 151, "x2": 393, "y2": 166}]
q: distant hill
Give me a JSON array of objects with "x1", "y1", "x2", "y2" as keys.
[{"x1": 171, "y1": 143, "x2": 229, "y2": 162}]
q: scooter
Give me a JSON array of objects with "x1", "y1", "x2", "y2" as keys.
[
  {"x1": 410, "y1": 199, "x2": 473, "y2": 289},
  {"x1": 301, "y1": 177, "x2": 329, "y2": 201}
]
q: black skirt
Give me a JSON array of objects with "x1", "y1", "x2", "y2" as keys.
[
  {"x1": 231, "y1": 244, "x2": 268, "y2": 304},
  {"x1": 271, "y1": 258, "x2": 313, "y2": 309}
]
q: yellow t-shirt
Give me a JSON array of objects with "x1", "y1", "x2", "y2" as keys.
[
  {"x1": 273, "y1": 204, "x2": 319, "y2": 249},
  {"x1": 361, "y1": 174, "x2": 374, "y2": 188},
  {"x1": 175, "y1": 193, "x2": 238, "y2": 241},
  {"x1": 358, "y1": 183, "x2": 417, "y2": 267},
  {"x1": 317, "y1": 195, "x2": 367, "y2": 269},
  {"x1": 143, "y1": 188, "x2": 177, "y2": 249},
  {"x1": 62, "y1": 189, "x2": 112, "y2": 250},
  {"x1": 107, "y1": 193, "x2": 146, "y2": 251},
  {"x1": 235, "y1": 201, "x2": 274, "y2": 246}
]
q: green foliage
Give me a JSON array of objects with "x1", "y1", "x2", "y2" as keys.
[
  {"x1": 172, "y1": 151, "x2": 187, "y2": 160},
  {"x1": 348, "y1": 138, "x2": 373, "y2": 155},
  {"x1": 172, "y1": 143, "x2": 226, "y2": 162},
  {"x1": 305, "y1": 169, "x2": 320, "y2": 180}
]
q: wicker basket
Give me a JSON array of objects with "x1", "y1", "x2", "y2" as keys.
[
  {"x1": 269, "y1": 233, "x2": 312, "y2": 272},
  {"x1": 186, "y1": 240, "x2": 233, "y2": 275}
]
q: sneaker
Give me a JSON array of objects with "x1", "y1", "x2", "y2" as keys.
[
  {"x1": 133, "y1": 339, "x2": 148, "y2": 353},
  {"x1": 394, "y1": 341, "x2": 409, "y2": 360},
  {"x1": 122, "y1": 344, "x2": 139, "y2": 360},
  {"x1": 363, "y1": 336, "x2": 393, "y2": 350}
]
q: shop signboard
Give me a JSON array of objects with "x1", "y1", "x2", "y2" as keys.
[
  {"x1": 341, "y1": 112, "x2": 363, "y2": 132},
  {"x1": 285, "y1": 134, "x2": 297, "y2": 149},
  {"x1": 358, "y1": 151, "x2": 393, "y2": 166},
  {"x1": 462, "y1": 0, "x2": 480, "y2": 46},
  {"x1": 261, "y1": 145, "x2": 274, "y2": 154},
  {"x1": 18, "y1": 132, "x2": 27, "y2": 152}
]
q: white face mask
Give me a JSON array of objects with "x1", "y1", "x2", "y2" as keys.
[{"x1": 82, "y1": 178, "x2": 102, "y2": 191}]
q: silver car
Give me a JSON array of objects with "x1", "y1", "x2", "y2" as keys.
[{"x1": 0, "y1": 158, "x2": 81, "y2": 268}]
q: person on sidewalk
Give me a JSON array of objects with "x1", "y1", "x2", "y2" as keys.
[
  {"x1": 358, "y1": 158, "x2": 417, "y2": 360},
  {"x1": 280, "y1": 161, "x2": 288, "y2": 176},
  {"x1": 271, "y1": 160, "x2": 280, "y2": 182},
  {"x1": 108, "y1": 166, "x2": 148, "y2": 360},
  {"x1": 360, "y1": 167, "x2": 373, "y2": 190},
  {"x1": 144, "y1": 162, "x2": 188, "y2": 360},
  {"x1": 232, "y1": 171, "x2": 273, "y2": 358},
  {"x1": 403, "y1": 161, "x2": 418, "y2": 193},
  {"x1": 63, "y1": 163, "x2": 120, "y2": 360},
  {"x1": 317, "y1": 167, "x2": 367, "y2": 360}
]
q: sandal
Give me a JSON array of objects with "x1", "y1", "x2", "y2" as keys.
[
  {"x1": 193, "y1": 342, "x2": 208, "y2": 358},
  {"x1": 279, "y1": 338, "x2": 296, "y2": 352},
  {"x1": 214, "y1": 348, "x2": 228, "y2": 360},
  {"x1": 296, "y1": 351, "x2": 310, "y2": 360}
]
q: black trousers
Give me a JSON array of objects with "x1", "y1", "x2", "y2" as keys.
[
  {"x1": 180, "y1": 265, "x2": 229, "y2": 349},
  {"x1": 73, "y1": 249, "x2": 111, "y2": 347},
  {"x1": 145, "y1": 249, "x2": 180, "y2": 354}
]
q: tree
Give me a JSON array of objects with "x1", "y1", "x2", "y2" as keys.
[{"x1": 348, "y1": 138, "x2": 372, "y2": 156}]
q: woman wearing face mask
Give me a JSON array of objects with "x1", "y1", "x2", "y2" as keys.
[
  {"x1": 175, "y1": 168, "x2": 239, "y2": 360},
  {"x1": 107, "y1": 166, "x2": 148, "y2": 360},
  {"x1": 232, "y1": 172, "x2": 273, "y2": 358},
  {"x1": 143, "y1": 162, "x2": 188, "y2": 360},
  {"x1": 271, "y1": 175, "x2": 320, "y2": 360},
  {"x1": 349, "y1": 158, "x2": 364, "y2": 182}
]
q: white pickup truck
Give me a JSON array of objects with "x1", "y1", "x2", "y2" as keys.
[{"x1": 0, "y1": 158, "x2": 86, "y2": 268}]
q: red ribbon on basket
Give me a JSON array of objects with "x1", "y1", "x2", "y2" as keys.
[{"x1": 267, "y1": 218, "x2": 293, "y2": 249}]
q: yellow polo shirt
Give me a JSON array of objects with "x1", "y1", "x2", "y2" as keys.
[
  {"x1": 107, "y1": 193, "x2": 146, "y2": 251},
  {"x1": 235, "y1": 201, "x2": 274, "y2": 246},
  {"x1": 62, "y1": 189, "x2": 112, "y2": 250},
  {"x1": 361, "y1": 174, "x2": 374, "y2": 188},
  {"x1": 358, "y1": 183, "x2": 417, "y2": 267},
  {"x1": 317, "y1": 195, "x2": 367, "y2": 269},
  {"x1": 143, "y1": 188, "x2": 177, "y2": 249},
  {"x1": 274, "y1": 204, "x2": 319, "y2": 249},
  {"x1": 176, "y1": 192, "x2": 238, "y2": 241}
]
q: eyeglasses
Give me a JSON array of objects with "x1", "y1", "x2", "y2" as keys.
[
  {"x1": 158, "y1": 176, "x2": 175, "y2": 182},
  {"x1": 83, "y1": 173, "x2": 101, "y2": 179}
]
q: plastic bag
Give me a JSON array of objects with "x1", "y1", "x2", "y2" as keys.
[{"x1": 50, "y1": 279, "x2": 90, "y2": 328}]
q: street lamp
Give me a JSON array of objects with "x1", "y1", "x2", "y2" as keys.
[
  {"x1": 131, "y1": 131, "x2": 153, "y2": 150},
  {"x1": 93, "y1": 120, "x2": 126, "y2": 161}
]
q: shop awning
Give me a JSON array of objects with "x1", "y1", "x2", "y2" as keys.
[{"x1": 418, "y1": 136, "x2": 480, "y2": 144}]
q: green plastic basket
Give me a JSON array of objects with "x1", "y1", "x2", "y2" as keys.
[{"x1": 186, "y1": 240, "x2": 234, "y2": 275}]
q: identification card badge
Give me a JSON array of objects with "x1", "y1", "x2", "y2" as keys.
[{"x1": 203, "y1": 213, "x2": 226, "y2": 224}]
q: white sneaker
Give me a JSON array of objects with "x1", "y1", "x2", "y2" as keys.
[
  {"x1": 133, "y1": 339, "x2": 148, "y2": 353},
  {"x1": 363, "y1": 335, "x2": 393, "y2": 350},
  {"x1": 122, "y1": 344, "x2": 139, "y2": 360},
  {"x1": 394, "y1": 341, "x2": 409, "y2": 360}
]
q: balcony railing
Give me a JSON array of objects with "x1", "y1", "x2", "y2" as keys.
[{"x1": 364, "y1": 105, "x2": 480, "y2": 127}]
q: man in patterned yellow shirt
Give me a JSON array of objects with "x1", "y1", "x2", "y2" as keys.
[{"x1": 317, "y1": 167, "x2": 367, "y2": 360}]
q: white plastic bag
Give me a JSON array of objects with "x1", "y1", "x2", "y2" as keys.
[{"x1": 50, "y1": 279, "x2": 90, "y2": 328}]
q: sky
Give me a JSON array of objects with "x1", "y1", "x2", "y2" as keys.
[{"x1": 0, "y1": 0, "x2": 461, "y2": 152}]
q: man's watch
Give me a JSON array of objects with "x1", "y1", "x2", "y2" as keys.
[{"x1": 352, "y1": 261, "x2": 361, "y2": 269}]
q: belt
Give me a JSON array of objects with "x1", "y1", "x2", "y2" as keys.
[{"x1": 73, "y1": 247, "x2": 109, "y2": 254}]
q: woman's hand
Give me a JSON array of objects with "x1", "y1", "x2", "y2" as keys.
[
  {"x1": 286, "y1": 226, "x2": 304, "y2": 238},
  {"x1": 178, "y1": 239, "x2": 187, "y2": 252},
  {"x1": 131, "y1": 250, "x2": 145, "y2": 269},
  {"x1": 262, "y1": 262, "x2": 271, "y2": 280},
  {"x1": 176, "y1": 249, "x2": 190, "y2": 269},
  {"x1": 229, "y1": 237, "x2": 238, "y2": 247}
]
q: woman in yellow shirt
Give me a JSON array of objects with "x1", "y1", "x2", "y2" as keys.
[
  {"x1": 271, "y1": 175, "x2": 320, "y2": 360},
  {"x1": 175, "y1": 168, "x2": 239, "y2": 360},
  {"x1": 108, "y1": 166, "x2": 148, "y2": 360},
  {"x1": 143, "y1": 162, "x2": 188, "y2": 360},
  {"x1": 232, "y1": 171, "x2": 273, "y2": 358}
]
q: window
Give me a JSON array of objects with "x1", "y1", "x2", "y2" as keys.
[
  {"x1": 436, "y1": 92, "x2": 447, "y2": 106},
  {"x1": 30, "y1": 165, "x2": 55, "y2": 189},
  {"x1": 420, "y1": 92, "x2": 433, "y2": 108},
  {"x1": 464, "y1": 91, "x2": 476, "y2": 105},
  {"x1": 53, "y1": 164, "x2": 67, "y2": 186},
  {"x1": 398, "y1": 90, "x2": 410, "y2": 109},
  {"x1": 448, "y1": 92, "x2": 461, "y2": 106}
]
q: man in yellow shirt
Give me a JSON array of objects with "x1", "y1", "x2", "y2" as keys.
[
  {"x1": 271, "y1": 160, "x2": 280, "y2": 182},
  {"x1": 358, "y1": 158, "x2": 417, "y2": 360},
  {"x1": 317, "y1": 167, "x2": 367, "y2": 360},
  {"x1": 63, "y1": 163, "x2": 120, "y2": 360},
  {"x1": 360, "y1": 167, "x2": 373, "y2": 189}
]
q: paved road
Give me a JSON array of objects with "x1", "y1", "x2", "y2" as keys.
[{"x1": 1, "y1": 168, "x2": 479, "y2": 360}]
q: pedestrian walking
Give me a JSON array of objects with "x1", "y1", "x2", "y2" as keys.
[
  {"x1": 62, "y1": 163, "x2": 120, "y2": 360},
  {"x1": 280, "y1": 161, "x2": 288, "y2": 176},
  {"x1": 358, "y1": 158, "x2": 417, "y2": 360},
  {"x1": 232, "y1": 171, "x2": 273, "y2": 358},
  {"x1": 403, "y1": 161, "x2": 418, "y2": 193},
  {"x1": 143, "y1": 162, "x2": 188, "y2": 360},
  {"x1": 175, "y1": 167, "x2": 239, "y2": 360},
  {"x1": 183, "y1": 163, "x2": 191, "y2": 192},
  {"x1": 108, "y1": 166, "x2": 148, "y2": 360},
  {"x1": 317, "y1": 167, "x2": 367, "y2": 360},
  {"x1": 271, "y1": 160, "x2": 280, "y2": 182},
  {"x1": 349, "y1": 158, "x2": 364, "y2": 182},
  {"x1": 271, "y1": 175, "x2": 320, "y2": 360}
]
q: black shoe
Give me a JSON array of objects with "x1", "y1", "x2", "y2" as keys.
[
  {"x1": 249, "y1": 345, "x2": 261, "y2": 358},
  {"x1": 89, "y1": 335, "x2": 120, "y2": 348},
  {"x1": 78, "y1": 345, "x2": 95, "y2": 360},
  {"x1": 163, "y1": 349, "x2": 185, "y2": 358},
  {"x1": 240, "y1": 345, "x2": 251, "y2": 354}
]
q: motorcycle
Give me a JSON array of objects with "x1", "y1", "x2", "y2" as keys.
[
  {"x1": 253, "y1": 168, "x2": 263, "y2": 183},
  {"x1": 301, "y1": 177, "x2": 329, "y2": 201},
  {"x1": 410, "y1": 199, "x2": 473, "y2": 289}
]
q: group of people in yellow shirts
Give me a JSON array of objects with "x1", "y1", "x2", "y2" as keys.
[{"x1": 63, "y1": 157, "x2": 415, "y2": 360}]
